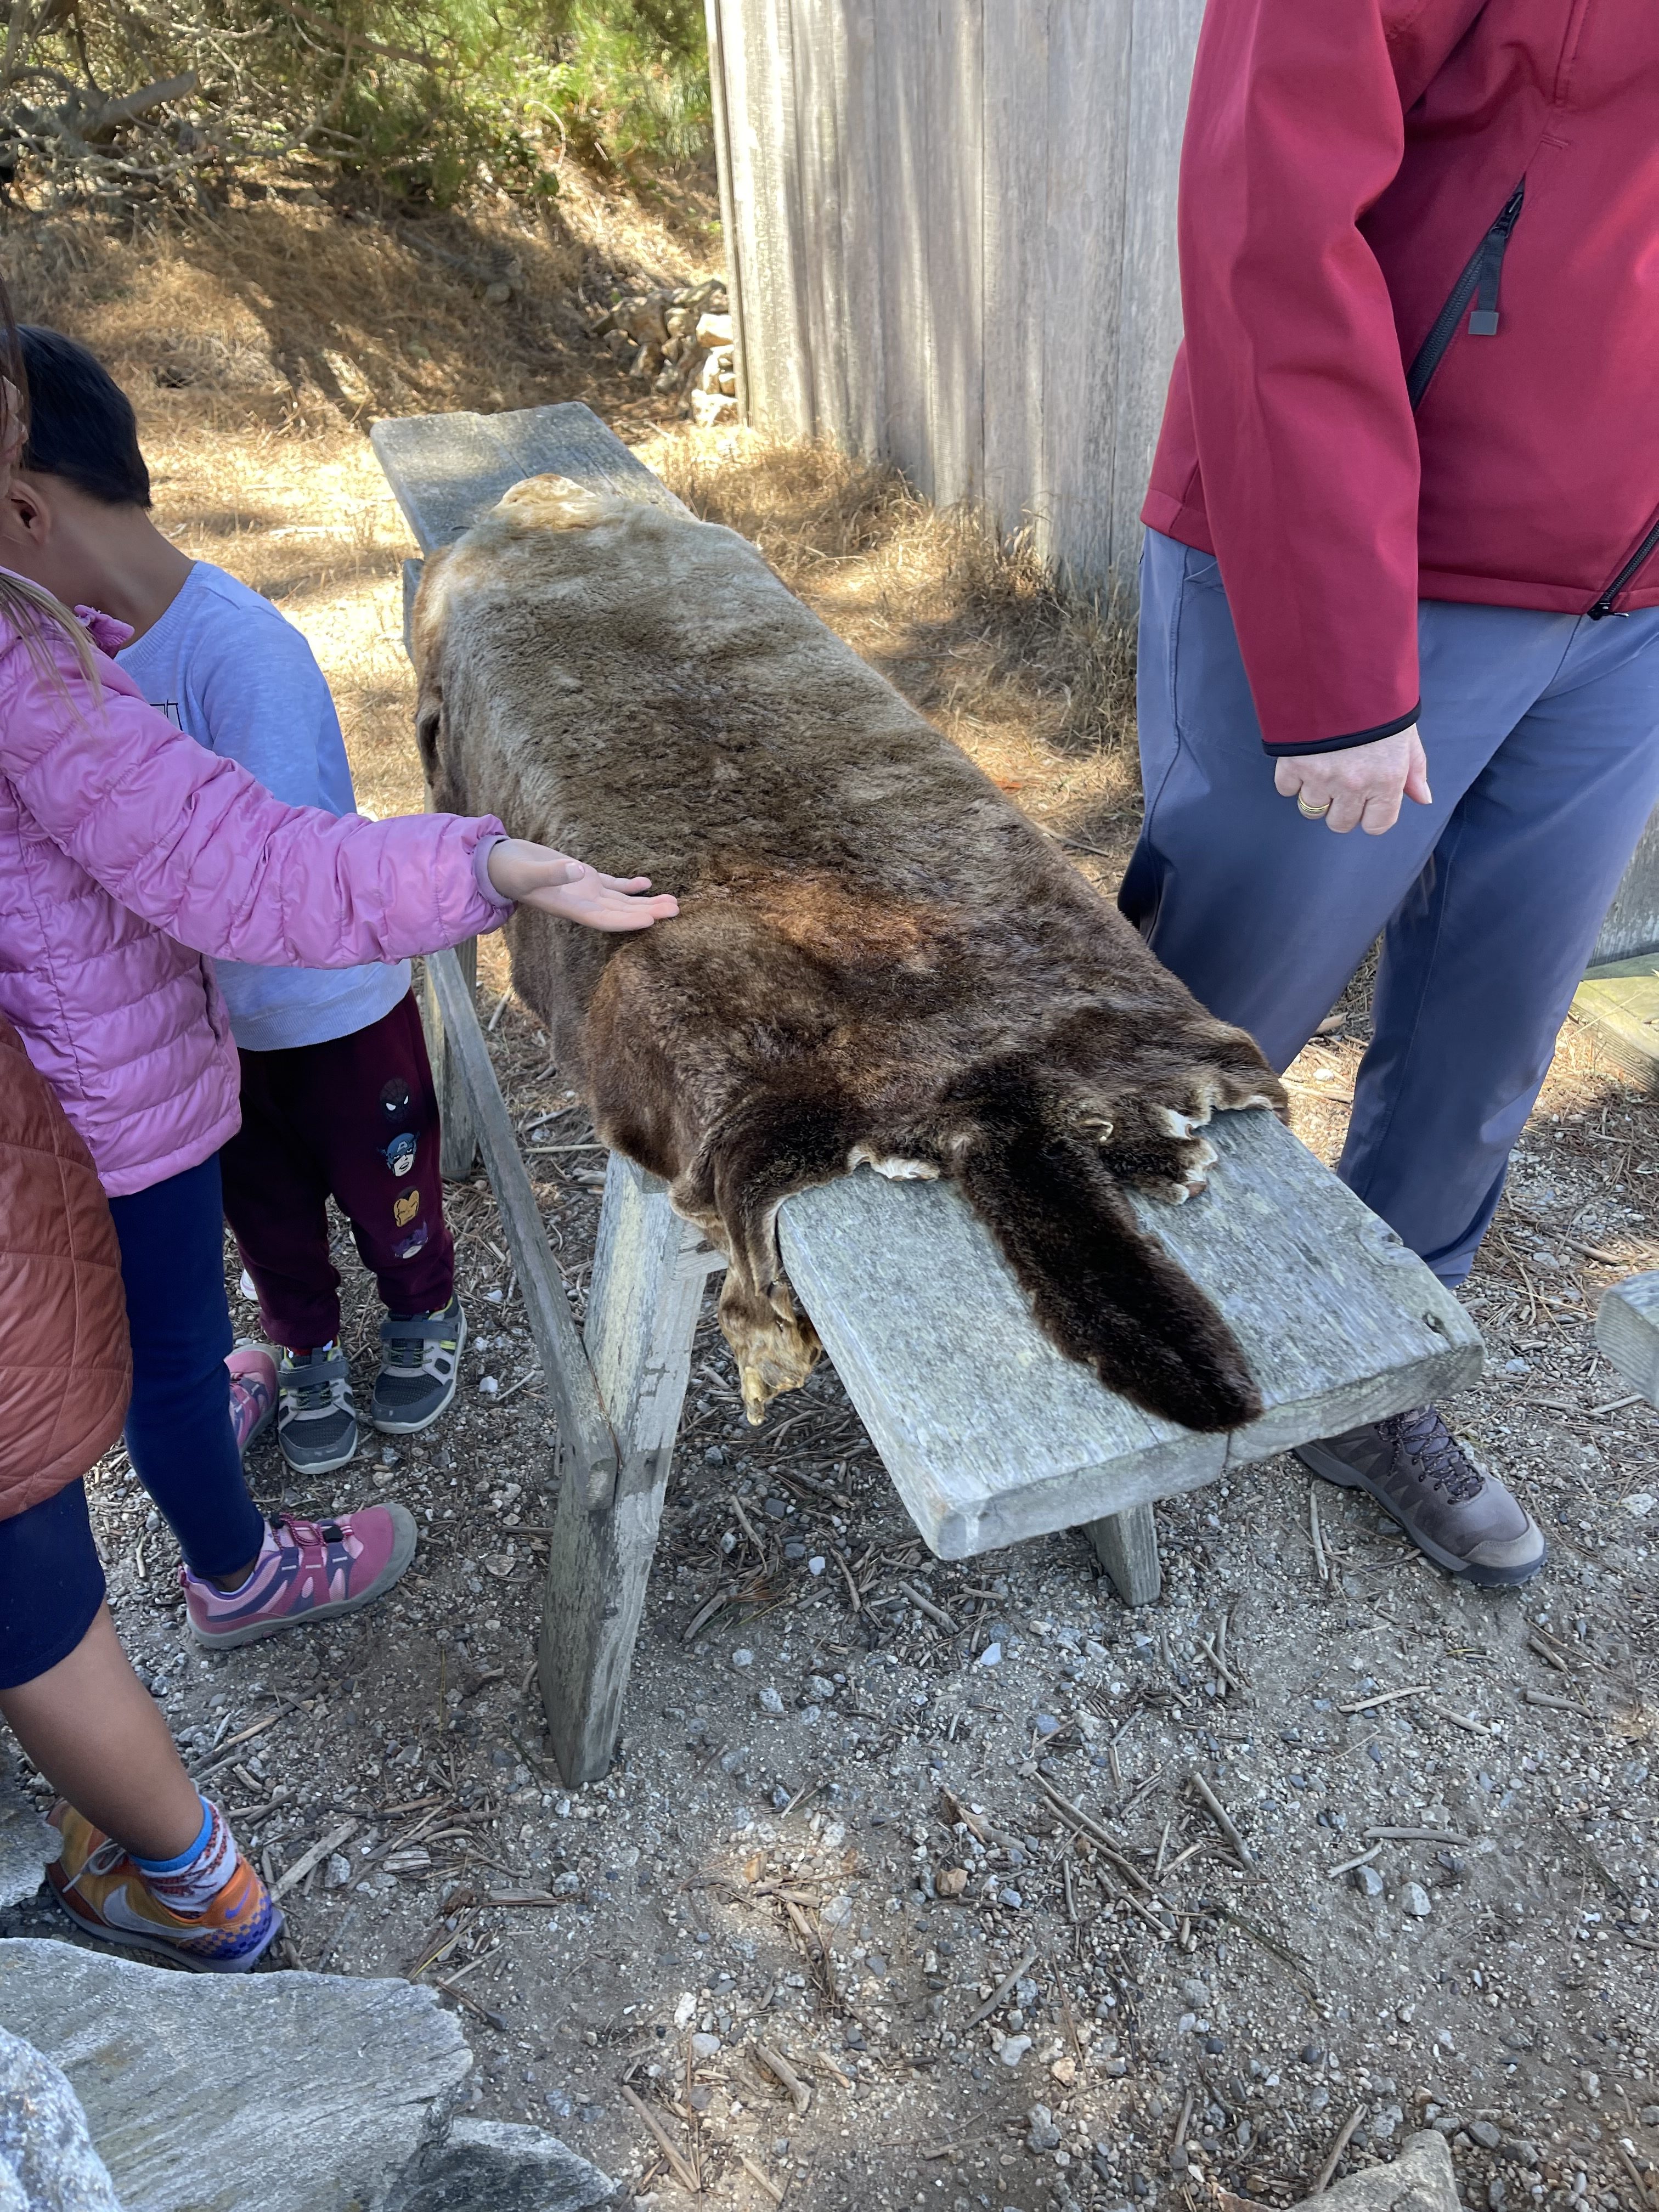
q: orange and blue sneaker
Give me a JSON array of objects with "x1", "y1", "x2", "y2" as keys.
[{"x1": 46, "y1": 1801, "x2": 281, "y2": 1973}]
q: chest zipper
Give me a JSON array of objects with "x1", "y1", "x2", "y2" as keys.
[
  {"x1": 1406, "y1": 180, "x2": 1526, "y2": 411},
  {"x1": 1588, "y1": 509, "x2": 1659, "y2": 619}
]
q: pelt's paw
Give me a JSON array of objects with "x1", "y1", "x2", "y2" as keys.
[
  {"x1": 718, "y1": 1274, "x2": 822, "y2": 1423},
  {"x1": 1088, "y1": 1099, "x2": 1220, "y2": 1203}
]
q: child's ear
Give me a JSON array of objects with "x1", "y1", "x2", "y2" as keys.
[{"x1": 1, "y1": 475, "x2": 52, "y2": 546}]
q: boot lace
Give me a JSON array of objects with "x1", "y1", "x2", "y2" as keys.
[{"x1": 1387, "y1": 1407, "x2": 1482, "y2": 1503}]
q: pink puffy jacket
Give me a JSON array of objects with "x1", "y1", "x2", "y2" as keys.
[{"x1": 0, "y1": 589, "x2": 511, "y2": 1197}]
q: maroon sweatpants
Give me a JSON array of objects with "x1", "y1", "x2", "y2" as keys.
[{"x1": 219, "y1": 990, "x2": 455, "y2": 1351}]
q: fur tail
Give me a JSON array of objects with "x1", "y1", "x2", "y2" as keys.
[{"x1": 951, "y1": 1080, "x2": 1261, "y2": 1433}]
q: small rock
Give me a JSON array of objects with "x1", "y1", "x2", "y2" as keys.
[
  {"x1": 1051, "y1": 2057, "x2": 1077, "y2": 2087},
  {"x1": 1640, "y1": 2108, "x2": 1659, "y2": 2129},
  {"x1": 696, "y1": 312, "x2": 735, "y2": 346},
  {"x1": 935, "y1": 1867, "x2": 969, "y2": 1899},
  {"x1": 730, "y1": 1649, "x2": 755, "y2": 1671},
  {"x1": 758, "y1": 1688, "x2": 785, "y2": 1716},
  {"x1": 1352, "y1": 1865, "x2": 1385, "y2": 1899},
  {"x1": 1400, "y1": 1882, "x2": 1432, "y2": 1917},
  {"x1": 1027, "y1": 2106, "x2": 1063, "y2": 2153},
  {"x1": 477, "y1": 1375, "x2": 500, "y2": 1396},
  {"x1": 1468, "y1": 2123, "x2": 1504, "y2": 2152},
  {"x1": 1621, "y1": 1492, "x2": 1655, "y2": 1519},
  {"x1": 977, "y1": 1643, "x2": 1003, "y2": 1669},
  {"x1": 997, "y1": 2036, "x2": 1032, "y2": 2068},
  {"x1": 324, "y1": 1853, "x2": 353, "y2": 1890},
  {"x1": 808, "y1": 1556, "x2": 826, "y2": 1576},
  {"x1": 690, "y1": 2033, "x2": 721, "y2": 2061}
]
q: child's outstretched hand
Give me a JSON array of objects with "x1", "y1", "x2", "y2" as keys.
[{"x1": 486, "y1": 837, "x2": 679, "y2": 933}]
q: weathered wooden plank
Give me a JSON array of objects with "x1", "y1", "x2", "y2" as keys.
[
  {"x1": 725, "y1": 0, "x2": 815, "y2": 436},
  {"x1": 1593, "y1": 811, "x2": 1659, "y2": 966},
  {"x1": 1107, "y1": 0, "x2": 1204, "y2": 589},
  {"x1": 1571, "y1": 955, "x2": 1659, "y2": 1090},
  {"x1": 776, "y1": 1108, "x2": 1482, "y2": 1559},
  {"x1": 788, "y1": 0, "x2": 854, "y2": 446},
  {"x1": 538, "y1": 1157, "x2": 724, "y2": 1784},
  {"x1": 828, "y1": 0, "x2": 885, "y2": 460},
  {"x1": 981, "y1": 0, "x2": 1050, "y2": 545},
  {"x1": 1594, "y1": 1270, "x2": 1659, "y2": 1406},
  {"x1": 704, "y1": 0, "x2": 753, "y2": 420},
  {"x1": 1086, "y1": 1502, "x2": 1161, "y2": 1607},
  {"x1": 424, "y1": 944, "x2": 617, "y2": 1510},
  {"x1": 872, "y1": 3, "x2": 935, "y2": 496},
  {"x1": 1036, "y1": 0, "x2": 1133, "y2": 585},
  {"x1": 370, "y1": 404, "x2": 681, "y2": 554},
  {"x1": 919, "y1": 0, "x2": 984, "y2": 512},
  {"x1": 417, "y1": 936, "x2": 479, "y2": 1181}
]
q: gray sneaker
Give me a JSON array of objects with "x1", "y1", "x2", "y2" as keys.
[
  {"x1": 1296, "y1": 1406, "x2": 1544, "y2": 1585},
  {"x1": 276, "y1": 1344, "x2": 359, "y2": 1476},
  {"x1": 370, "y1": 1298, "x2": 466, "y2": 1435}
]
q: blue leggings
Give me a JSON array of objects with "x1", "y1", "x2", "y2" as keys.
[{"x1": 0, "y1": 1156, "x2": 266, "y2": 1687}]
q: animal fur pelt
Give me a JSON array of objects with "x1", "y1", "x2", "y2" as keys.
[{"x1": 411, "y1": 476, "x2": 1286, "y2": 1432}]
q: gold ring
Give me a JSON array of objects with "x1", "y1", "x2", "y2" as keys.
[{"x1": 1296, "y1": 793, "x2": 1333, "y2": 820}]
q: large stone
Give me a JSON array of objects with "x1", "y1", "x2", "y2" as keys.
[
  {"x1": 0, "y1": 2025, "x2": 122, "y2": 2211},
  {"x1": 0, "y1": 1938, "x2": 470, "y2": 2212},
  {"x1": 0, "y1": 1779, "x2": 58, "y2": 1910},
  {"x1": 1306, "y1": 2129, "x2": 1463, "y2": 2212},
  {"x1": 389, "y1": 2119, "x2": 618, "y2": 2211}
]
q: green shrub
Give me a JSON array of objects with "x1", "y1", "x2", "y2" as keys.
[{"x1": 0, "y1": 1, "x2": 710, "y2": 210}]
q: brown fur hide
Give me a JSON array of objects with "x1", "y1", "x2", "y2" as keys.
[{"x1": 412, "y1": 477, "x2": 1286, "y2": 1431}]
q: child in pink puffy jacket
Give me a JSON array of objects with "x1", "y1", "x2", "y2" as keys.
[{"x1": 0, "y1": 319, "x2": 673, "y2": 1963}]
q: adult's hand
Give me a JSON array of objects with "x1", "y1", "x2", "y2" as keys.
[
  {"x1": 1273, "y1": 725, "x2": 1432, "y2": 835},
  {"x1": 486, "y1": 836, "x2": 679, "y2": 931}
]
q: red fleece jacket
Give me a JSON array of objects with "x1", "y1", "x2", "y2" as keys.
[{"x1": 1142, "y1": 0, "x2": 1659, "y2": 755}]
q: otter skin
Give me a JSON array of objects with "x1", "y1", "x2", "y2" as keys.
[{"x1": 411, "y1": 475, "x2": 1286, "y2": 1432}]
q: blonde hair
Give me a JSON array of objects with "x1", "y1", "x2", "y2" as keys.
[{"x1": 0, "y1": 568, "x2": 100, "y2": 688}]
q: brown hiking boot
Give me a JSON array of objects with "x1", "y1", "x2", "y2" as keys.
[{"x1": 1295, "y1": 1406, "x2": 1544, "y2": 1586}]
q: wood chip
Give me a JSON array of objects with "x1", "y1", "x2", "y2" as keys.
[
  {"x1": 897, "y1": 1579, "x2": 958, "y2": 1633},
  {"x1": 738, "y1": 2152, "x2": 785, "y2": 2203},
  {"x1": 1034, "y1": 1780, "x2": 1155, "y2": 1895},
  {"x1": 1362, "y1": 1825, "x2": 1463, "y2": 1844},
  {"x1": 754, "y1": 2041, "x2": 811, "y2": 2115},
  {"x1": 964, "y1": 1948, "x2": 1039, "y2": 2029},
  {"x1": 619, "y1": 2084, "x2": 700, "y2": 2194},
  {"x1": 1313, "y1": 2106, "x2": 1365, "y2": 2193},
  {"x1": 1338, "y1": 1683, "x2": 1430, "y2": 1716},
  {"x1": 1188, "y1": 1770, "x2": 1254, "y2": 1870},
  {"x1": 269, "y1": 1818, "x2": 358, "y2": 1903}
]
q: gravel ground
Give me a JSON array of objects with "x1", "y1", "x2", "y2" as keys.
[{"x1": 6, "y1": 967, "x2": 1658, "y2": 2212}]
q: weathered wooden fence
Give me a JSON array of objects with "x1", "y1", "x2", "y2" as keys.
[{"x1": 705, "y1": 0, "x2": 1204, "y2": 600}]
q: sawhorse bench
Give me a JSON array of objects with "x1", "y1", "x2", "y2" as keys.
[{"x1": 370, "y1": 402, "x2": 1485, "y2": 1787}]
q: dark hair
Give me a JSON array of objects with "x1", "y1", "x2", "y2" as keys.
[{"x1": 16, "y1": 326, "x2": 150, "y2": 507}]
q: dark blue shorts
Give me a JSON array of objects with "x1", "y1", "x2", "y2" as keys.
[{"x1": 0, "y1": 1481, "x2": 105, "y2": 1690}]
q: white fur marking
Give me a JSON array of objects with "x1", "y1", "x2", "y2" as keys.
[{"x1": 848, "y1": 1146, "x2": 940, "y2": 1181}]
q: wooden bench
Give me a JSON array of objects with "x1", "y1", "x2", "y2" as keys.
[{"x1": 370, "y1": 401, "x2": 1485, "y2": 1786}]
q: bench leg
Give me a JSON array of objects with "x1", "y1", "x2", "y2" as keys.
[
  {"x1": 537, "y1": 1156, "x2": 724, "y2": 1785},
  {"x1": 1086, "y1": 1502, "x2": 1162, "y2": 1607},
  {"x1": 419, "y1": 938, "x2": 479, "y2": 1181}
]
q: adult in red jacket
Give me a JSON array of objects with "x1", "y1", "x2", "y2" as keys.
[{"x1": 1120, "y1": 0, "x2": 1659, "y2": 1583}]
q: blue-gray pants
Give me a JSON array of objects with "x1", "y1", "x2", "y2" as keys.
[{"x1": 1120, "y1": 529, "x2": 1659, "y2": 1285}]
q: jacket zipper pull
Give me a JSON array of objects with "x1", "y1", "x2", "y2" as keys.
[{"x1": 1468, "y1": 182, "x2": 1526, "y2": 337}]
